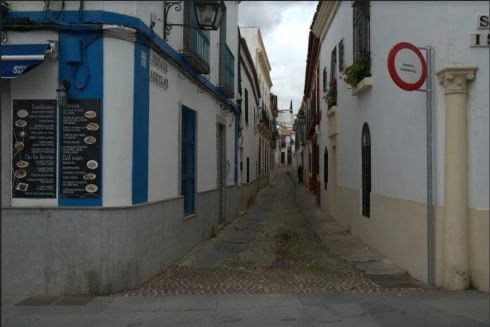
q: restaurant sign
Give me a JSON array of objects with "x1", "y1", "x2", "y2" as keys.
[
  {"x1": 12, "y1": 100, "x2": 57, "y2": 198},
  {"x1": 60, "y1": 99, "x2": 101, "y2": 199}
]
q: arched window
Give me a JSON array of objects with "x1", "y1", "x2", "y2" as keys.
[
  {"x1": 361, "y1": 123, "x2": 371, "y2": 217},
  {"x1": 324, "y1": 147, "x2": 328, "y2": 190}
]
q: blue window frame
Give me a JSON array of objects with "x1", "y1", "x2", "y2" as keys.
[{"x1": 182, "y1": 106, "x2": 196, "y2": 215}]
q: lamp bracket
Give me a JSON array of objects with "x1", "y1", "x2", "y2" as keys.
[{"x1": 163, "y1": 0, "x2": 183, "y2": 41}]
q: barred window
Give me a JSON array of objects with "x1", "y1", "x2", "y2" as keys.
[
  {"x1": 338, "y1": 38, "x2": 345, "y2": 71},
  {"x1": 353, "y1": 0, "x2": 370, "y2": 61},
  {"x1": 330, "y1": 47, "x2": 337, "y2": 82},
  {"x1": 323, "y1": 66, "x2": 328, "y2": 93},
  {"x1": 324, "y1": 147, "x2": 328, "y2": 190},
  {"x1": 244, "y1": 88, "x2": 249, "y2": 124}
]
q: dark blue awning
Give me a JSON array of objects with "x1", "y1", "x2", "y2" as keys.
[{"x1": 1, "y1": 44, "x2": 51, "y2": 78}]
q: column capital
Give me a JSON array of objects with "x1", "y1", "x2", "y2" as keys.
[{"x1": 437, "y1": 67, "x2": 478, "y2": 95}]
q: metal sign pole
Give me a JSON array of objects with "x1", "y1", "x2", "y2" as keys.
[
  {"x1": 389, "y1": 42, "x2": 434, "y2": 286},
  {"x1": 425, "y1": 46, "x2": 434, "y2": 286}
]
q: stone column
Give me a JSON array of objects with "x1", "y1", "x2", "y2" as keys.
[{"x1": 437, "y1": 67, "x2": 477, "y2": 290}]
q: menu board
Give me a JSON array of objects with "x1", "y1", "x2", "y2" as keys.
[
  {"x1": 60, "y1": 99, "x2": 101, "y2": 199},
  {"x1": 12, "y1": 100, "x2": 57, "y2": 198}
]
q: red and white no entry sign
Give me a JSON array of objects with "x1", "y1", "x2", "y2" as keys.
[{"x1": 387, "y1": 42, "x2": 427, "y2": 91}]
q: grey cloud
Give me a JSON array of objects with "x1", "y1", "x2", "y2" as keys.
[
  {"x1": 238, "y1": 1, "x2": 316, "y2": 111},
  {"x1": 238, "y1": 2, "x2": 284, "y2": 37}
]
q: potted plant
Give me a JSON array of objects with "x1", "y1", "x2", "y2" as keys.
[
  {"x1": 326, "y1": 78, "x2": 337, "y2": 108},
  {"x1": 342, "y1": 52, "x2": 371, "y2": 88}
]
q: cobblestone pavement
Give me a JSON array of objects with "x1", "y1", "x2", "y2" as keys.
[{"x1": 123, "y1": 168, "x2": 429, "y2": 296}]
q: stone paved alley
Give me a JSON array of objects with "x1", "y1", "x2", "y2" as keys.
[
  {"x1": 123, "y1": 168, "x2": 429, "y2": 296},
  {"x1": 4, "y1": 169, "x2": 488, "y2": 327}
]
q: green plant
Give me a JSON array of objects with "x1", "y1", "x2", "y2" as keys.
[
  {"x1": 326, "y1": 78, "x2": 337, "y2": 108},
  {"x1": 343, "y1": 53, "x2": 371, "y2": 87}
]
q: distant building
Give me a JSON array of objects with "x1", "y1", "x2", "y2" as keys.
[
  {"x1": 299, "y1": 1, "x2": 489, "y2": 292},
  {"x1": 275, "y1": 100, "x2": 294, "y2": 166},
  {"x1": 237, "y1": 32, "x2": 261, "y2": 210},
  {"x1": 240, "y1": 26, "x2": 276, "y2": 187}
]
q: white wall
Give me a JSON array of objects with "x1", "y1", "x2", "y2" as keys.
[
  {"x1": 147, "y1": 51, "x2": 179, "y2": 202},
  {"x1": 372, "y1": 1, "x2": 489, "y2": 208},
  {"x1": 102, "y1": 37, "x2": 134, "y2": 206},
  {"x1": 319, "y1": 1, "x2": 489, "y2": 208},
  {"x1": 239, "y1": 54, "x2": 259, "y2": 184}
]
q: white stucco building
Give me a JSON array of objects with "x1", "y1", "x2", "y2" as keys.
[
  {"x1": 1, "y1": 0, "x2": 242, "y2": 295},
  {"x1": 239, "y1": 26, "x2": 276, "y2": 186},
  {"x1": 301, "y1": 1, "x2": 489, "y2": 292},
  {"x1": 237, "y1": 33, "x2": 261, "y2": 210}
]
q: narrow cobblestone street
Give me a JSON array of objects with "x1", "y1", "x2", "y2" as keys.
[{"x1": 123, "y1": 168, "x2": 426, "y2": 296}]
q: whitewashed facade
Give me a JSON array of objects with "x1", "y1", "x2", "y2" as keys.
[
  {"x1": 240, "y1": 27, "x2": 276, "y2": 187},
  {"x1": 238, "y1": 35, "x2": 261, "y2": 210},
  {"x1": 303, "y1": 1, "x2": 489, "y2": 291},
  {"x1": 1, "y1": 0, "x2": 241, "y2": 295}
]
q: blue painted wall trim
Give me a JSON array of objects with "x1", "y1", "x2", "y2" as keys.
[
  {"x1": 5, "y1": 10, "x2": 238, "y2": 113},
  {"x1": 58, "y1": 31, "x2": 103, "y2": 207},
  {"x1": 132, "y1": 44, "x2": 150, "y2": 205}
]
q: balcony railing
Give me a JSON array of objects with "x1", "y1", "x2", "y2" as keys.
[
  {"x1": 218, "y1": 43, "x2": 235, "y2": 98},
  {"x1": 182, "y1": 27, "x2": 210, "y2": 74},
  {"x1": 260, "y1": 109, "x2": 270, "y2": 129}
]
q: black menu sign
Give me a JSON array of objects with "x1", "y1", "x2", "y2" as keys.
[
  {"x1": 12, "y1": 100, "x2": 57, "y2": 198},
  {"x1": 60, "y1": 99, "x2": 101, "y2": 199}
]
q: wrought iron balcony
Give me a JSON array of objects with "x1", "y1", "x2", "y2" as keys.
[
  {"x1": 182, "y1": 26, "x2": 210, "y2": 74},
  {"x1": 218, "y1": 42, "x2": 235, "y2": 98}
]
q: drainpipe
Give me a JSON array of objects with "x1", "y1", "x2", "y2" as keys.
[{"x1": 436, "y1": 66, "x2": 477, "y2": 290}]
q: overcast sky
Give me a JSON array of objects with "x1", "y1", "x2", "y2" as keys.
[{"x1": 238, "y1": 1, "x2": 317, "y2": 115}]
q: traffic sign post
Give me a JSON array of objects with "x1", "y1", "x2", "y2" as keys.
[{"x1": 387, "y1": 42, "x2": 434, "y2": 286}]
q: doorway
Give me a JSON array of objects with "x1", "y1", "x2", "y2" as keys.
[{"x1": 330, "y1": 144, "x2": 337, "y2": 218}]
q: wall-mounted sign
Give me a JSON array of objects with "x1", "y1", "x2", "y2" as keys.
[
  {"x1": 150, "y1": 50, "x2": 169, "y2": 89},
  {"x1": 387, "y1": 42, "x2": 427, "y2": 91},
  {"x1": 60, "y1": 99, "x2": 101, "y2": 199},
  {"x1": 471, "y1": 14, "x2": 489, "y2": 47},
  {"x1": 12, "y1": 100, "x2": 57, "y2": 198}
]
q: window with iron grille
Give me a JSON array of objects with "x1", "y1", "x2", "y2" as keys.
[
  {"x1": 310, "y1": 94, "x2": 316, "y2": 115},
  {"x1": 246, "y1": 157, "x2": 250, "y2": 183},
  {"x1": 244, "y1": 88, "x2": 249, "y2": 124},
  {"x1": 330, "y1": 47, "x2": 337, "y2": 81},
  {"x1": 338, "y1": 38, "x2": 345, "y2": 71},
  {"x1": 327, "y1": 47, "x2": 337, "y2": 108},
  {"x1": 353, "y1": 0, "x2": 370, "y2": 61},
  {"x1": 324, "y1": 147, "x2": 328, "y2": 190},
  {"x1": 322, "y1": 66, "x2": 328, "y2": 93},
  {"x1": 361, "y1": 122, "x2": 371, "y2": 217},
  {"x1": 181, "y1": 106, "x2": 196, "y2": 215}
]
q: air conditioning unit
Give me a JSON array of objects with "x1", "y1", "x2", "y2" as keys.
[{"x1": 315, "y1": 125, "x2": 321, "y2": 135}]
